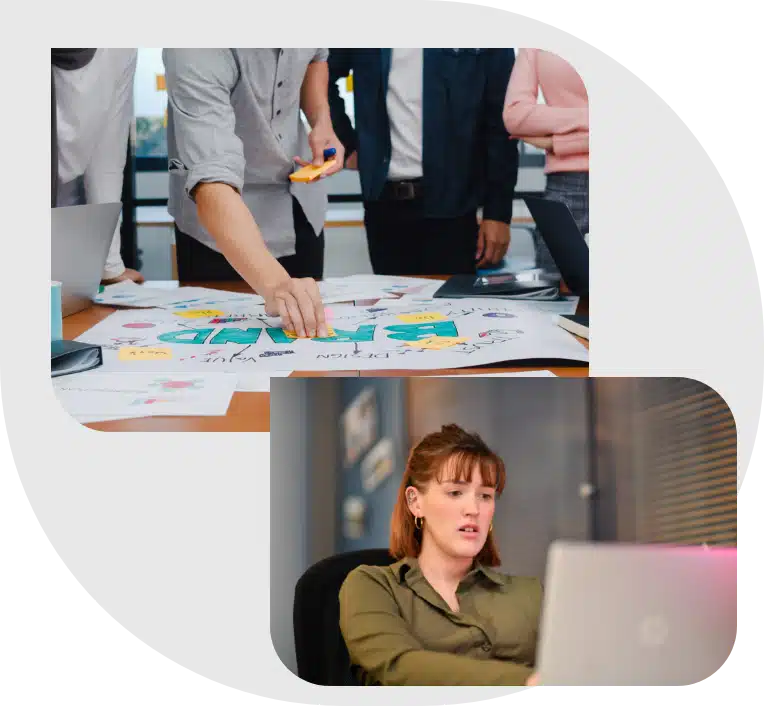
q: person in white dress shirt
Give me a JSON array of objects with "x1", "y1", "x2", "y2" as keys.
[{"x1": 52, "y1": 48, "x2": 143, "y2": 284}]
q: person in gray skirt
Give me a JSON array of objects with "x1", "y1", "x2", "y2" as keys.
[{"x1": 503, "y1": 49, "x2": 589, "y2": 272}]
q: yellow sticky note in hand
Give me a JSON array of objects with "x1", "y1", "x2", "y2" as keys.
[
  {"x1": 289, "y1": 159, "x2": 337, "y2": 183},
  {"x1": 174, "y1": 309, "x2": 225, "y2": 319},
  {"x1": 118, "y1": 347, "x2": 173, "y2": 361},
  {"x1": 284, "y1": 327, "x2": 336, "y2": 339},
  {"x1": 405, "y1": 336, "x2": 469, "y2": 350},
  {"x1": 396, "y1": 312, "x2": 447, "y2": 324}
]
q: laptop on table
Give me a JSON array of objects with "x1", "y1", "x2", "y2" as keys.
[
  {"x1": 51, "y1": 202, "x2": 122, "y2": 316},
  {"x1": 524, "y1": 196, "x2": 589, "y2": 298},
  {"x1": 432, "y1": 196, "x2": 590, "y2": 301}
]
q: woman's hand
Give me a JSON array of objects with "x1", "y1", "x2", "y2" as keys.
[{"x1": 525, "y1": 671, "x2": 540, "y2": 686}]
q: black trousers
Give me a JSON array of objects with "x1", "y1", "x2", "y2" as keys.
[
  {"x1": 363, "y1": 196, "x2": 479, "y2": 276},
  {"x1": 175, "y1": 197, "x2": 325, "y2": 282}
]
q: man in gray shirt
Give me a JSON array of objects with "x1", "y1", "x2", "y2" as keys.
[{"x1": 164, "y1": 49, "x2": 344, "y2": 338}]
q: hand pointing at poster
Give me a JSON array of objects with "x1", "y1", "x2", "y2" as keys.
[{"x1": 262, "y1": 276, "x2": 329, "y2": 339}]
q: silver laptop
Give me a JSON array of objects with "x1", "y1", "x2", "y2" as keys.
[
  {"x1": 536, "y1": 540, "x2": 736, "y2": 685},
  {"x1": 51, "y1": 203, "x2": 122, "y2": 316}
]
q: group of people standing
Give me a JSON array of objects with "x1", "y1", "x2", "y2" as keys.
[{"x1": 52, "y1": 47, "x2": 588, "y2": 338}]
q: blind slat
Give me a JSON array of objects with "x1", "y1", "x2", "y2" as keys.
[{"x1": 636, "y1": 382, "x2": 736, "y2": 548}]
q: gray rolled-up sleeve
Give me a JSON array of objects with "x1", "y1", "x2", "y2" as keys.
[
  {"x1": 312, "y1": 48, "x2": 329, "y2": 62},
  {"x1": 163, "y1": 48, "x2": 246, "y2": 199}
]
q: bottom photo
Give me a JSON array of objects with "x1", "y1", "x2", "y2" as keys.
[{"x1": 270, "y1": 377, "x2": 737, "y2": 687}]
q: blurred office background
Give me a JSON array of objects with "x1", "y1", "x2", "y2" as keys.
[
  {"x1": 269, "y1": 377, "x2": 736, "y2": 674},
  {"x1": 118, "y1": 49, "x2": 548, "y2": 280}
]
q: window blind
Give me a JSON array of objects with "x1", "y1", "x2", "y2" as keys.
[{"x1": 634, "y1": 379, "x2": 736, "y2": 547}]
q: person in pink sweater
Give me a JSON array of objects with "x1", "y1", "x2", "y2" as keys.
[{"x1": 503, "y1": 48, "x2": 589, "y2": 270}]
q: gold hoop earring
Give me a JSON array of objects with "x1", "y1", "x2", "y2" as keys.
[
  {"x1": 414, "y1": 516, "x2": 423, "y2": 530},
  {"x1": 489, "y1": 522, "x2": 493, "y2": 533}
]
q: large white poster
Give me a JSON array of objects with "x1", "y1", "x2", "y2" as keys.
[{"x1": 76, "y1": 298, "x2": 588, "y2": 374}]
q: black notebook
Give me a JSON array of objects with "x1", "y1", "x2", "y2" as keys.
[
  {"x1": 433, "y1": 273, "x2": 560, "y2": 300},
  {"x1": 51, "y1": 340, "x2": 103, "y2": 378},
  {"x1": 557, "y1": 315, "x2": 589, "y2": 340}
]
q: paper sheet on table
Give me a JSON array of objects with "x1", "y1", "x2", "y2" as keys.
[
  {"x1": 147, "y1": 278, "x2": 433, "y2": 309},
  {"x1": 53, "y1": 372, "x2": 238, "y2": 421},
  {"x1": 236, "y1": 370, "x2": 293, "y2": 392},
  {"x1": 327, "y1": 275, "x2": 444, "y2": 299},
  {"x1": 76, "y1": 297, "x2": 588, "y2": 373},
  {"x1": 95, "y1": 277, "x2": 446, "y2": 314},
  {"x1": 94, "y1": 282, "x2": 264, "y2": 311},
  {"x1": 204, "y1": 278, "x2": 438, "y2": 306},
  {"x1": 314, "y1": 281, "x2": 395, "y2": 303},
  {"x1": 76, "y1": 413, "x2": 152, "y2": 424},
  {"x1": 155, "y1": 288, "x2": 262, "y2": 311},
  {"x1": 75, "y1": 370, "x2": 287, "y2": 417},
  {"x1": 382, "y1": 293, "x2": 445, "y2": 307},
  {"x1": 490, "y1": 296, "x2": 580, "y2": 315},
  {"x1": 94, "y1": 280, "x2": 175, "y2": 308},
  {"x1": 385, "y1": 294, "x2": 579, "y2": 315},
  {"x1": 339, "y1": 274, "x2": 436, "y2": 285}
]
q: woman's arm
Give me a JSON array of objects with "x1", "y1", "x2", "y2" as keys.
[
  {"x1": 516, "y1": 129, "x2": 589, "y2": 157},
  {"x1": 552, "y1": 129, "x2": 589, "y2": 157},
  {"x1": 340, "y1": 568, "x2": 533, "y2": 686},
  {"x1": 503, "y1": 49, "x2": 588, "y2": 137}
]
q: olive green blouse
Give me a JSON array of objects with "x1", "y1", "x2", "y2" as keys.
[{"x1": 339, "y1": 556, "x2": 542, "y2": 686}]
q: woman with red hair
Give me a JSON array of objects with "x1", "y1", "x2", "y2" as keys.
[{"x1": 339, "y1": 424, "x2": 541, "y2": 686}]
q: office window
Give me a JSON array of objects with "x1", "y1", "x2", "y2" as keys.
[
  {"x1": 128, "y1": 50, "x2": 542, "y2": 204},
  {"x1": 588, "y1": 379, "x2": 736, "y2": 547},
  {"x1": 135, "y1": 49, "x2": 355, "y2": 157},
  {"x1": 635, "y1": 380, "x2": 737, "y2": 547},
  {"x1": 133, "y1": 49, "x2": 168, "y2": 159},
  {"x1": 334, "y1": 73, "x2": 355, "y2": 126}
]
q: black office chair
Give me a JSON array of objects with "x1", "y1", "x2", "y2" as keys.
[{"x1": 293, "y1": 548, "x2": 395, "y2": 685}]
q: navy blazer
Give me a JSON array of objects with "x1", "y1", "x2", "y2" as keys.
[{"x1": 328, "y1": 48, "x2": 519, "y2": 223}]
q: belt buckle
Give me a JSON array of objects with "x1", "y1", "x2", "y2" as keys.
[{"x1": 397, "y1": 181, "x2": 416, "y2": 200}]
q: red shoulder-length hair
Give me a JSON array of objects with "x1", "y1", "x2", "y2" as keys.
[{"x1": 389, "y1": 424, "x2": 506, "y2": 566}]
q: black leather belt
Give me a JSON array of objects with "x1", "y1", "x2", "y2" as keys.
[{"x1": 381, "y1": 179, "x2": 424, "y2": 201}]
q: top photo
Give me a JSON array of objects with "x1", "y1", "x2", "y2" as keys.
[{"x1": 50, "y1": 48, "x2": 589, "y2": 430}]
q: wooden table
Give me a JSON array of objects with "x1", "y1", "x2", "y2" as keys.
[{"x1": 63, "y1": 279, "x2": 588, "y2": 431}]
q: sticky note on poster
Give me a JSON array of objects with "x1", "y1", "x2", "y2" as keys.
[
  {"x1": 174, "y1": 309, "x2": 225, "y2": 319},
  {"x1": 396, "y1": 312, "x2": 446, "y2": 324},
  {"x1": 406, "y1": 336, "x2": 469, "y2": 350},
  {"x1": 118, "y1": 347, "x2": 173, "y2": 361},
  {"x1": 284, "y1": 327, "x2": 336, "y2": 339}
]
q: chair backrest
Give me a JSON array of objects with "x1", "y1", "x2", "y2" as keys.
[{"x1": 293, "y1": 548, "x2": 395, "y2": 685}]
